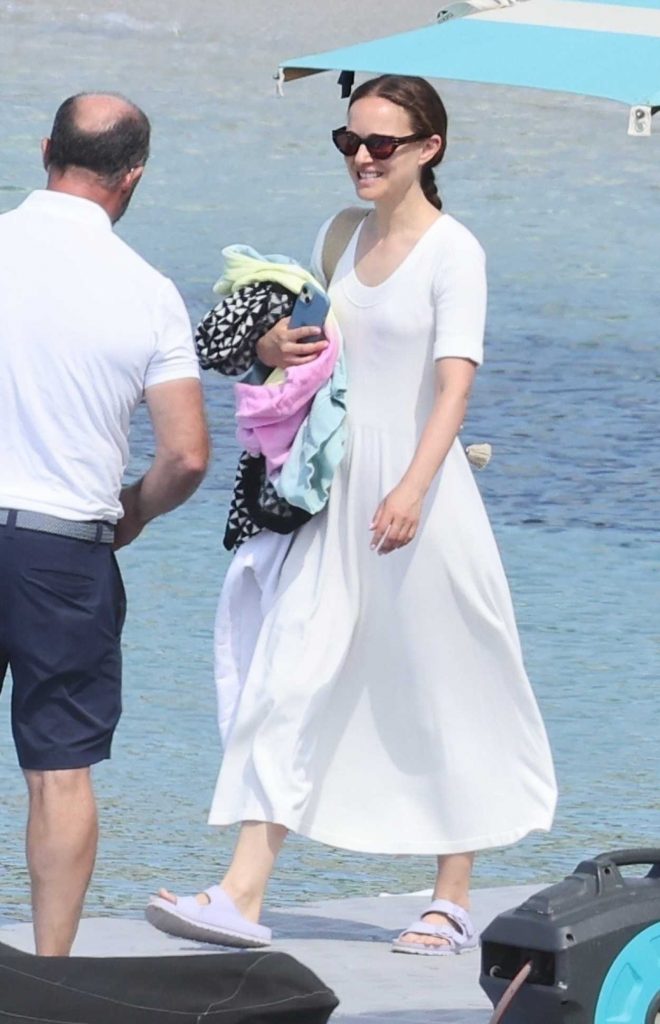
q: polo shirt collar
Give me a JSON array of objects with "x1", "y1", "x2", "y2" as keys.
[{"x1": 22, "y1": 189, "x2": 112, "y2": 230}]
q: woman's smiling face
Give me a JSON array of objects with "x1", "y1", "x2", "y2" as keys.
[{"x1": 345, "y1": 95, "x2": 439, "y2": 204}]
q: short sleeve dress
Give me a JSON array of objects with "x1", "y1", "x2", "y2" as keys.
[{"x1": 208, "y1": 214, "x2": 557, "y2": 854}]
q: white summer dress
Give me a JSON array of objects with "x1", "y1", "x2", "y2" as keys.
[{"x1": 208, "y1": 214, "x2": 557, "y2": 854}]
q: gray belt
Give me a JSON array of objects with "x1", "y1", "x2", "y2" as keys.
[{"x1": 0, "y1": 508, "x2": 115, "y2": 544}]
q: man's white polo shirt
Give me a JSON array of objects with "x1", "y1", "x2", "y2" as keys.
[{"x1": 0, "y1": 190, "x2": 200, "y2": 523}]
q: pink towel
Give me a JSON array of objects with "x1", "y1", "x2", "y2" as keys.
[{"x1": 234, "y1": 312, "x2": 340, "y2": 475}]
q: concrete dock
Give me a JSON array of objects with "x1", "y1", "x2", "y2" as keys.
[{"x1": 0, "y1": 884, "x2": 540, "y2": 1023}]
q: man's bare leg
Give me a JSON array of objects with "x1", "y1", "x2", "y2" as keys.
[{"x1": 24, "y1": 767, "x2": 98, "y2": 956}]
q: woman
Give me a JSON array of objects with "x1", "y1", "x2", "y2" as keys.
[{"x1": 147, "y1": 75, "x2": 557, "y2": 955}]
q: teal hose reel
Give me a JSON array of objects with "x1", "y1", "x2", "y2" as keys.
[
  {"x1": 595, "y1": 920, "x2": 660, "y2": 1023},
  {"x1": 480, "y1": 849, "x2": 660, "y2": 1023}
]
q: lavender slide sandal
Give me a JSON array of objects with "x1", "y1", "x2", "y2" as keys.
[
  {"x1": 145, "y1": 885, "x2": 272, "y2": 948},
  {"x1": 391, "y1": 898, "x2": 479, "y2": 956}
]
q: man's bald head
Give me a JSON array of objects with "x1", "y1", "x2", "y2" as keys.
[{"x1": 46, "y1": 93, "x2": 150, "y2": 187}]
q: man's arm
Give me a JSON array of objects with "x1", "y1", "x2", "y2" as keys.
[{"x1": 114, "y1": 378, "x2": 209, "y2": 549}]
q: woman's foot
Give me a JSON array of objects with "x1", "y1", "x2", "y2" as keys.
[
  {"x1": 145, "y1": 884, "x2": 271, "y2": 947},
  {"x1": 398, "y1": 909, "x2": 463, "y2": 950},
  {"x1": 146, "y1": 823, "x2": 286, "y2": 947},
  {"x1": 392, "y1": 898, "x2": 478, "y2": 956},
  {"x1": 158, "y1": 887, "x2": 205, "y2": 904},
  {"x1": 157, "y1": 884, "x2": 262, "y2": 922}
]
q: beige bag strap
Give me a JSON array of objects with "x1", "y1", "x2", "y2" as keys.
[{"x1": 321, "y1": 206, "x2": 369, "y2": 285}]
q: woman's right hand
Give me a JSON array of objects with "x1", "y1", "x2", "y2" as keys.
[{"x1": 256, "y1": 317, "x2": 329, "y2": 369}]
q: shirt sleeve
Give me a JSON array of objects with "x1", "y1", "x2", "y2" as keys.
[
  {"x1": 144, "y1": 278, "x2": 200, "y2": 389},
  {"x1": 432, "y1": 233, "x2": 487, "y2": 366}
]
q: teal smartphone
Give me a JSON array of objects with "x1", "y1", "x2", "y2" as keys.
[{"x1": 289, "y1": 283, "x2": 330, "y2": 343}]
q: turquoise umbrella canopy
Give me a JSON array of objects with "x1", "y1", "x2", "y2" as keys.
[{"x1": 279, "y1": 0, "x2": 660, "y2": 134}]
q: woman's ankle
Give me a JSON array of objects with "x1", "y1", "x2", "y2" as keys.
[
  {"x1": 220, "y1": 878, "x2": 265, "y2": 921},
  {"x1": 430, "y1": 891, "x2": 470, "y2": 911},
  {"x1": 432, "y1": 851, "x2": 474, "y2": 909},
  {"x1": 220, "y1": 821, "x2": 287, "y2": 922}
]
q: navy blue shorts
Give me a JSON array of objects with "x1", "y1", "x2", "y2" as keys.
[{"x1": 0, "y1": 520, "x2": 126, "y2": 771}]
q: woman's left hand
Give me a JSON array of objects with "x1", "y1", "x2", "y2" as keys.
[{"x1": 370, "y1": 482, "x2": 424, "y2": 555}]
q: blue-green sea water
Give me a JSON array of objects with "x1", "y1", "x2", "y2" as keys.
[{"x1": 0, "y1": 0, "x2": 658, "y2": 922}]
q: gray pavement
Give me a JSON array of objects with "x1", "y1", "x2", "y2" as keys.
[{"x1": 0, "y1": 884, "x2": 541, "y2": 1023}]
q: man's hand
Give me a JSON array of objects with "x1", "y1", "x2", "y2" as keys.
[
  {"x1": 113, "y1": 379, "x2": 209, "y2": 550},
  {"x1": 113, "y1": 484, "x2": 146, "y2": 550}
]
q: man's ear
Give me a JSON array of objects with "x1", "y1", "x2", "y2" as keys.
[
  {"x1": 41, "y1": 137, "x2": 52, "y2": 170},
  {"x1": 121, "y1": 165, "x2": 144, "y2": 193}
]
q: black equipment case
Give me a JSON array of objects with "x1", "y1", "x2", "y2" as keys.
[
  {"x1": 0, "y1": 941, "x2": 338, "y2": 1024},
  {"x1": 480, "y1": 848, "x2": 660, "y2": 1023}
]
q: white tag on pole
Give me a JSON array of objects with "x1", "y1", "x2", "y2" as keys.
[{"x1": 628, "y1": 106, "x2": 652, "y2": 137}]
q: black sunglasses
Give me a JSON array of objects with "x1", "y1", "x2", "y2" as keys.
[{"x1": 332, "y1": 127, "x2": 428, "y2": 161}]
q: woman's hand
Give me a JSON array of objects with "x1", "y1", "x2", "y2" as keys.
[
  {"x1": 256, "y1": 317, "x2": 328, "y2": 369},
  {"x1": 370, "y1": 481, "x2": 425, "y2": 555},
  {"x1": 369, "y1": 358, "x2": 476, "y2": 555}
]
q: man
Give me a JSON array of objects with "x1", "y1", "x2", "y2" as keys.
[{"x1": 0, "y1": 93, "x2": 209, "y2": 956}]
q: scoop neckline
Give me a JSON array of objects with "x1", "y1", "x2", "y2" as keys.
[{"x1": 350, "y1": 213, "x2": 447, "y2": 292}]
